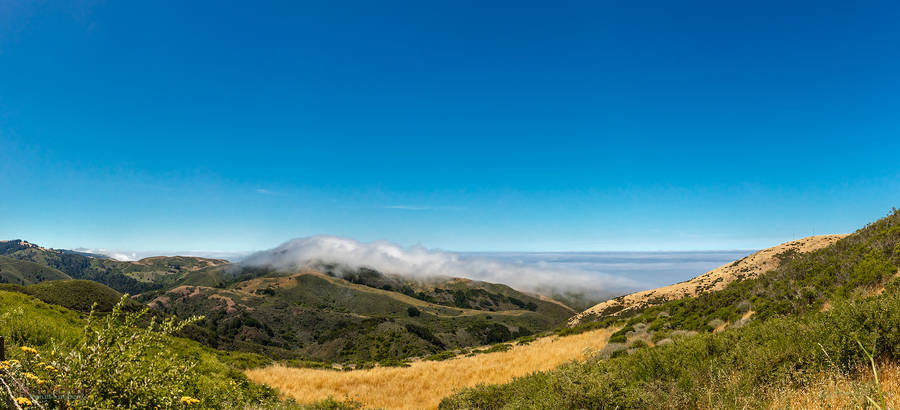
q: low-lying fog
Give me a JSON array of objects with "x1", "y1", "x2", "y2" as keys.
[{"x1": 85, "y1": 237, "x2": 753, "y2": 305}]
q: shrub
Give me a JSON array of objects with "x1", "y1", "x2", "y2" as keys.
[
  {"x1": 608, "y1": 333, "x2": 627, "y2": 344},
  {"x1": 0, "y1": 293, "x2": 283, "y2": 409},
  {"x1": 424, "y1": 351, "x2": 456, "y2": 361},
  {"x1": 441, "y1": 289, "x2": 900, "y2": 409},
  {"x1": 629, "y1": 340, "x2": 648, "y2": 349}
]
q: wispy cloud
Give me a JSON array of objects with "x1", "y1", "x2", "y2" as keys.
[
  {"x1": 73, "y1": 248, "x2": 251, "y2": 262},
  {"x1": 240, "y1": 235, "x2": 641, "y2": 300},
  {"x1": 255, "y1": 188, "x2": 275, "y2": 195}
]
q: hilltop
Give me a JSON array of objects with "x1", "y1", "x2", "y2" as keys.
[
  {"x1": 571, "y1": 234, "x2": 846, "y2": 325},
  {"x1": 443, "y1": 208, "x2": 900, "y2": 408},
  {"x1": 139, "y1": 267, "x2": 572, "y2": 362},
  {"x1": 0, "y1": 239, "x2": 577, "y2": 365},
  {"x1": 0, "y1": 239, "x2": 229, "y2": 293}
]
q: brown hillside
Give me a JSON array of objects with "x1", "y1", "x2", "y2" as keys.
[
  {"x1": 570, "y1": 234, "x2": 847, "y2": 325},
  {"x1": 246, "y1": 327, "x2": 614, "y2": 410}
]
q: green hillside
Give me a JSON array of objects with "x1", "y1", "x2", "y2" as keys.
[
  {"x1": 442, "y1": 208, "x2": 900, "y2": 408},
  {"x1": 0, "y1": 240, "x2": 577, "y2": 366},
  {"x1": 142, "y1": 270, "x2": 568, "y2": 363},
  {"x1": 0, "y1": 290, "x2": 291, "y2": 408},
  {"x1": 315, "y1": 265, "x2": 575, "y2": 318},
  {"x1": 26, "y1": 279, "x2": 134, "y2": 311},
  {"x1": 0, "y1": 255, "x2": 71, "y2": 285},
  {"x1": 0, "y1": 240, "x2": 230, "y2": 294}
]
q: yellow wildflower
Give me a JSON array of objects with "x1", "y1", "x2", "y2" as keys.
[
  {"x1": 20, "y1": 346, "x2": 38, "y2": 355},
  {"x1": 36, "y1": 362, "x2": 46, "y2": 367},
  {"x1": 179, "y1": 396, "x2": 201, "y2": 405},
  {"x1": 24, "y1": 372, "x2": 40, "y2": 381},
  {"x1": 45, "y1": 365, "x2": 58, "y2": 372},
  {"x1": 15, "y1": 397, "x2": 33, "y2": 406}
]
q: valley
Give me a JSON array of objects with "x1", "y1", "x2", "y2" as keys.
[{"x1": 2, "y1": 209, "x2": 900, "y2": 408}]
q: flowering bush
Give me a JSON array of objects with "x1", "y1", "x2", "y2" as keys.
[{"x1": 1, "y1": 294, "x2": 285, "y2": 408}]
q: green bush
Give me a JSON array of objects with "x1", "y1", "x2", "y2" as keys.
[
  {"x1": 608, "y1": 333, "x2": 627, "y2": 344},
  {"x1": 441, "y1": 288, "x2": 900, "y2": 409},
  {"x1": 0, "y1": 292, "x2": 286, "y2": 409},
  {"x1": 424, "y1": 351, "x2": 457, "y2": 361}
]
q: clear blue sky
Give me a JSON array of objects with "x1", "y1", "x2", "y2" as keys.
[{"x1": 1, "y1": 0, "x2": 898, "y2": 252}]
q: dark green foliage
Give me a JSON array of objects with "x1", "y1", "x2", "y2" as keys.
[
  {"x1": 442, "y1": 208, "x2": 900, "y2": 409},
  {"x1": 26, "y1": 279, "x2": 131, "y2": 311},
  {"x1": 2, "y1": 240, "x2": 575, "y2": 365},
  {"x1": 453, "y1": 289, "x2": 471, "y2": 308},
  {"x1": 424, "y1": 351, "x2": 457, "y2": 361},
  {"x1": 608, "y1": 333, "x2": 627, "y2": 344},
  {"x1": 148, "y1": 271, "x2": 566, "y2": 363},
  {"x1": 508, "y1": 297, "x2": 538, "y2": 311},
  {"x1": 377, "y1": 357, "x2": 411, "y2": 367},
  {"x1": 590, "y1": 209, "x2": 900, "y2": 336},
  {"x1": 0, "y1": 291, "x2": 287, "y2": 408},
  {"x1": 483, "y1": 343, "x2": 512, "y2": 353},
  {"x1": 466, "y1": 322, "x2": 515, "y2": 345},
  {"x1": 301, "y1": 397, "x2": 364, "y2": 409},
  {"x1": 442, "y1": 288, "x2": 900, "y2": 409},
  {"x1": 0, "y1": 255, "x2": 70, "y2": 285},
  {"x1": 515, "y1": 335, "x2": 537, "y2": 345},
  {"x1": 405, "y1": 323, "x2": 446, "y2": 349},
  {"x1": 0, "y1": 242, "x2": 229, "y2": 294}
]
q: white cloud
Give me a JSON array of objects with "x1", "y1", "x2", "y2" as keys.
[
  {"x1": 240, "y1": 235, "x2": 641, "y2": 299},
  {"x1": 74, "y1": 248, "x2": 136, "y2": 261},
  {"x1": 73, "y1": 248, "x2": 249, "y2": 262}
]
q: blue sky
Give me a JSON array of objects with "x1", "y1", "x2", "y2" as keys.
[{"x1": 1, "y1": 0, "x2": 898, "y2": 253}]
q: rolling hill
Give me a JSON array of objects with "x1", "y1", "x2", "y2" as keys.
[
  {"x1": 0, "y1": 239, "x2": 230, "y2": 293},
  {"x1": 0, "y1": 239, "x2": 579, "y2": 365},
  {"x1": 571, "y1": 234, "x2": 847, "y2": 325},
  {"x1": 0, "y1": 254, "x2": 71, "y2": 285},
  {"x1": 442, "y1": 208, "x2": 900, "y2": 409},
  {"x1": 140, "y1": 268, "x2": 572, "y2": 362}
]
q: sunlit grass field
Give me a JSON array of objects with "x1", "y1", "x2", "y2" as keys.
[
  {"x1": 245, "y1": 328, "x2": 613, "y2": 409},
  {"x1": 768, "y1": 361, "x2": 900, "y2": 409}
]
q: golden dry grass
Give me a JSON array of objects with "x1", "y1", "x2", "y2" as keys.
[
  {"x1": 768, "y1": 361, "x2": 900, "y2": 409},
  {"x1": 572, "y1": 234, "x2": 847, "y2": 325},
  {"x1": 245, "y1": 328, "x2": 613, "y2": 409}
]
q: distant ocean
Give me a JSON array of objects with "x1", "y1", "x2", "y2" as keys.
[{"x1": 461, "y1": 250, "x2": 755, "y2": 292}]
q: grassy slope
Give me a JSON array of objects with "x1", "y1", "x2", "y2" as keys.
[
  {"x1": 2, "y1": 240, "x2": 576, "y2": 365},
  {"x1": 27, "y1": 279, "x2": 131, "y2": 311},
  {"x1": 0, "y1": 290, "x2": 284, "y2": 405},
  {"x1": 0, "y1": 255, "x2": 71, "y2": 285},
  {"x1": 147, "y1": 271, "x2": 565, "y2": 363},
  {"x1": 0, "y1": 241, "x2": 229, "y2": 294},
  {"x1": 246, "y1": 327, "x2": 614, "y2": 409},
  {"x1": 442, "y1": 209, "x2": 900, "y2": 408},
  {"x1": 572, "y1": 234, "x2": 845, "y2": 324},
  {"x1": 443, "y1": 288, "x2": 900, "y2": 409},
  {"x1": 0, "y1": 279, "x2": 144, "y2": 312},
  {"x1": 297, "y1": 265, "x2": 575, "y2": 320}
]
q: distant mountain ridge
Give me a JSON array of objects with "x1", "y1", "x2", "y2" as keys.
[{"x1": 0, "y1": 238, "x2": 578, "y2": 364}]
